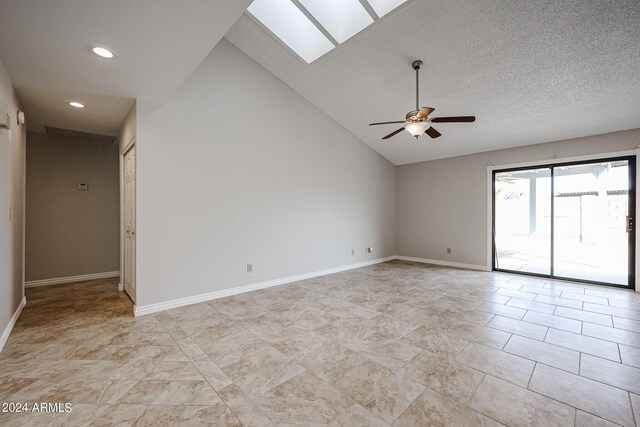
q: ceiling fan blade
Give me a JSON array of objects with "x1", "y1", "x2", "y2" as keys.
[
  {"x1": 416, "y1": 107, "x2": 435, "y2": 119},
  {"x1": 430, "y1": 116, "x2": 476, "y2": 123},
  {"x1": 382, "y1": 127, "x2": 406, "y2": 140},
  {"x1": 425, "y1": 126, "x2": 441, "y2": 138},
  {"x1": 369, "y1": 121, "x2": 406, "y2": 126}
]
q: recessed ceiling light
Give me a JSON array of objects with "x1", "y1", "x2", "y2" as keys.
[
  {"x1": 91, "y1": 46, "x2": 116, "y2": 59},
  {"x1": 69, "y1": 102, "x2": 85, "y2": 108}
]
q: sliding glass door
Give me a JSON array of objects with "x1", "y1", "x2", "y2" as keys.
[{"x1": 493, "y1": 156, "x2": 635, "y2": 288}]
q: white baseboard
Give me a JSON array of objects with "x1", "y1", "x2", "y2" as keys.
[
  {"x1": 0, "y1": 297, "x2": 26, "y2": 352},
  {"x1": 25, "y1": 271, "x2": 120, "y2": 288},
  {"x1": 134, "y1": 256, "x2": 396, "y2": 317},
  {"x1": 396, "y1": 255, "x2": 489, "y2": 271}
]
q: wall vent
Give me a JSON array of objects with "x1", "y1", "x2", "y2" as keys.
[{"x1": 44, "y1": 126, "x2": 116, "y2": 144}]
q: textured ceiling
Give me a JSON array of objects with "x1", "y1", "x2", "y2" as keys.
[
  {"x1": 226, "y1": 0, "x2": 640, "y2": 165},
  {"x1": 0, "y1": 0, "x2": 251, "y2": 135}
]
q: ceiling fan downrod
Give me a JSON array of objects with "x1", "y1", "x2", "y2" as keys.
[{"x1": 412, "y1": 60, "x2": 423, "y2": 111}]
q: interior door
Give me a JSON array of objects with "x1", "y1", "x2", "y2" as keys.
[{"x1": 123, "y1": 145, "x2": 136, "y2": 301}]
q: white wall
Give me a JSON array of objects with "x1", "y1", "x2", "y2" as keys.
[
  {"x1": 25, "y1": 132, "x2": 119, "y2": 282},
  {"x1": 397, "y1": 129, "x2": 640, "y2": 269},
  {"x1": 0, "y1": 57, "x2": 26, "y2": 346},
  {"x1": 135, "y1": 40, "x2": 396, "y2": 307}
]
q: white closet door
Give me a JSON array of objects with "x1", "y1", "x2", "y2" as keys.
[{"x1": 123, "y1": 145, "x2": 136, "y2": 301}]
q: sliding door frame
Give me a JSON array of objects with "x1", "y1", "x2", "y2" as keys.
[{"x1": 491, "y1": 155, "x2": 636, "y2": 290}]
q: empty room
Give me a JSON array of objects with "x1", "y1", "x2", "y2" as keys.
[{"x1": 0, "y1": 0, "x2": 639, "y2": 426}]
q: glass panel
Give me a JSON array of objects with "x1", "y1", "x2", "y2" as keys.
[
  {"x1": 553, "y1": 161, "x2": 630, "y2": 285},
  {"x1": 367, "y1": 0, "x2": 409, "y2": 17},
  {"x1": 495, "y1": 168, "x2": 551, "y2": 275},
  {"x1": 247, "y1": 0, "x2": 334, "y2": 63},
  {"x1": 299, "y1": 0, "x2": 374, "y2": 44}
]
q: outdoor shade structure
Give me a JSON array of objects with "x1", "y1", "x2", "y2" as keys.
[{"x1": 493, "y1": 157, "x2": 636, "y2": 288}]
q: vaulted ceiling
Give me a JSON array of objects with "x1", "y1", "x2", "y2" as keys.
[
  {"x1": 0, "y1": 0, "x2": 638, "y2": 162},
  {"x1": 0, "y1": 0, "x2": 252, "y2": 136},
  {"x1": 226, "y1": 0, "x2": 640, "y2": 165}
]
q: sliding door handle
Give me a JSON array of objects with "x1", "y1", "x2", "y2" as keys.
[{"x1": 627, "y1": 216, "x2": 634, "y2": 233}]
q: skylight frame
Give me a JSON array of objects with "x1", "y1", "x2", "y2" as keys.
[{"x1": 246, "y1": 0, "x2": 418, "y2": 64}]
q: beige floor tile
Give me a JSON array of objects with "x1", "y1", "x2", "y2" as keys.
[
  {"x1": 582, "y1": 322, "x2": 640, "y2": 348},
  {"x1": 487, "y1": 316, "x2": 548, "y2": 341},
  {"x1": 613, "y1": 317, "x2": 640, "y2": 333},
  {"x1": 401, "y1": 351, "x2": 484, "y2": 405},
  {"x1": 560, "y1": 292, "x2": 609, "y2": 305},
  {"x1": 297, "y1": 340, "x2": 369, "y2": 384},
  {"x1": 455, "y1": 342, "x2": 535, "y2": 387},
  {"x1": 631, "y1": 394, "x2": 640, "y2": 426},
  {"x1": 448, "y1": 321, "x2": 511, "y2": 349},
  {"x1": 620, "y1": 344, "x2": 640, "y2": 368},
  {"x1": 217, "y1": 383, "x2": 273, "y2": 427},
  {"x1": 554, "y1": 306, "x2": 613, "y2": 327},
  {"x1": 528, "y1": 364, "x2": 634, "y2": 427},
  {"x1": 506, "y1": 298, "x2": 556, "y2": 314},
  {"x1": 133, "y1": 403, "x2": 241, "y2": 426},
  {"x1": 522, "y1": 311, "x2": 582, "y2": 333},
  {"x1": 330, "y1": 404, "x2": 390, "y2": 427},
  {"x1": 468, "y1": 375, "x2": 575, "y2": 427},
  {"x1": 335, "y1": 359, "x2": 425, "y2": 423},
  {"x1": 583, "y1": 302, "x2": 640, "y2": 321},
  {"x1": 90, "y1": 404, "x2": 148, "y2": 426},
  {"x1": 503, "y1": 335, "x2": 579, "y2": 373},
  {"x1": 393, "y1": 387, "x2": 501, "y2": 427},
  {"x1": 117, "y1": 380, "x2": 222, "y2": 405},
  {"x1": 579, "y1": 354, "x2": 640, "y2": 394},
  {"x1": 575, "y1": 410, "x2": 618, "y2": 427},
  {"x1": 496, "y1": 288, "x2": 537, "y2": 300},
  {"x1": 468, "y1": 291, "x2": 511, "y2": 305},
  {"x1": 346, "y1": 332, "x2": 423, "y2": 369},
  {"x1": 535, "y1": 295, "x2": 583, "y2": 309},
  {"x1": 257, "y1": 372, "x2": 354, "y2": 425},
  {"x1": 402, "y1": 327, "x2": 469, "y2": 356},
  {"x1": 545, "y1": 329, "x2": 620, "y2": 361},
  {"x1": 476, "y1": 302, "x2": 526, "y2": 320},
  {"x1": 439, "y1": 307, "x2": 495, "y2": 325},
  {"x1": 4, "y1": 264, "x2": 639, "y2": 427}
]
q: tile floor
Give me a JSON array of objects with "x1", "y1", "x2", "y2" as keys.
[{"x1": 1, "y1": 260, "x2": 640, "y2": 426}]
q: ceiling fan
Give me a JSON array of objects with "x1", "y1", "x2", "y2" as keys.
[{"x1": 370, "y1": 60, "x2": 475, "y2": 140}]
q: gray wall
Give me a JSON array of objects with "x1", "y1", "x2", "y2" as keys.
[
  {"x1": 0, "y1": 57, "x2": 25, "y2": 342},
  {"x1": 135, "y1": 39, "x2": 397, "y2": 307},
  {"x1": 397, "y1": 129, "x2": 640, "y2": 268},
  {"x1": 26, "y1": 132, "x2": 119, "y2": 281}
]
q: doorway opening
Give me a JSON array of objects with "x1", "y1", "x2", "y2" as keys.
[{"x1": 492, "y1": 156, "x2": 636, "y2": 289}]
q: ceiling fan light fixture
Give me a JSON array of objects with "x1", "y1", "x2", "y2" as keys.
[{"x1": 405, "y1": 122, "x2": 430, "y2": 138}]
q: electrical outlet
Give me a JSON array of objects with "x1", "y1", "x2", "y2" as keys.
[
  {"x1": 351, "y1": 249, "x2": 355, "y2": 255},
  {"x1": 246, "y1": 264, "x2": 253, "y2": 273},
  {"x1": 366, "y1": 247, "x2": 373, "y2": 254},
  {"x1": 446, "y1": 248, "x2": 452, "y2": 254}
]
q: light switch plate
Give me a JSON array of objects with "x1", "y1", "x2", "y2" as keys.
[{"x1": 78, "y1": 182, "x2": 88, "y2": 190}]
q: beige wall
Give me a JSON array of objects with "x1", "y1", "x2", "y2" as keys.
[
  {"x1": 0, "y1": 56, "x2": 26, "y2": 344},
  {"x1": 397, "y1": 129, "x2": 640, "y2": 270},
  {"x1": 25, "y1": 132, "x2": 119, "y2": 281},
  {"x1": 135, "y1": 39, "x2": 397, "y2": 308}
]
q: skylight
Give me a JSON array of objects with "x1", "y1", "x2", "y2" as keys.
[
  {"x1": 247, "y1": 0, "x2": 412, "y2": 63},
  {"x1": 247, "y1": 0, "x2": 334, "y2": 63},
  {"x1": 366, "y1": 0, "x2": 410, "y2": 17},
  {"x1": 298, "y1": 0, "x2": 373, "y2": 44}
]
